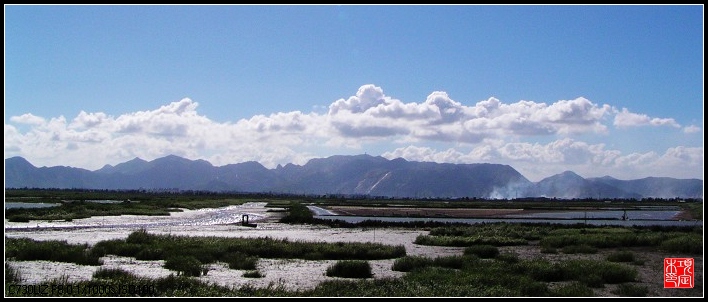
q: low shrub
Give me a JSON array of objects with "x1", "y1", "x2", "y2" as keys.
[
  {"x1": 612, "y1": 283, "x2": 650, "y2": 297},
  {"x1": 223, "y1": 252, "x2": 258, "y2": 270},
  {"x1": 562, "y1": 244, "x2": 598, "y2": 254},
  {"x1": 242, "y1": 270, "x2": 264, "y2": 278},
  {"x1": 464, "y1": 245, "x2": 499, "y2": 259},
  {"x1": 325, "y1": 260, "x2": 373, "y2": 278},
  {"x1": 92, "y1": 267, "x2": 137, "y2": 280},
  {"x1": 552, "y1": 281, "x2": 595, "y2": 297},
  {"x1": 606, "y1": 250, "x2": 636, "y2": 263},
  {"x1": 659, "y1": 235, "x2": 703, "y2": 254},
  {"x1": 164, "y1": 255, "x2": 206, "y2": 277}
]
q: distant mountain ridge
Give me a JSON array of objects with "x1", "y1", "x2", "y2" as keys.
[{"x1": 4, "y1": 154, "x2": 703, "y2": 199}]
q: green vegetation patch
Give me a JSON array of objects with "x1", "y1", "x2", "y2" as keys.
[
  {"x1": 90, "y1": 229, "x2": 405, "y2": 273},
  {"x1": 464, "y1": 245, "x2": 500, "y2": 258},
  {"x1": 5, "y1": 237, "x2": 102, "y2": 266},
  {"x1": 325, "y1": 260, "x2": 373, "y2": 279}
]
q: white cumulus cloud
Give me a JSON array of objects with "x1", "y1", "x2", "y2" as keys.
[
  {"x1": 613, "y1": 108, "x2": 681, "y2": 128},
  {"x1": 10, "y1": 113, "x2": 46, "y2": 125},
  {"x1": 683, "y1": 125, "x2": 701, "y2": 133},
  {"x1": 4, "y1": 84, "x2": 701, "y2": 181},
  {"x1": 382, "y1": 139, "x2": 702, "y2": 182}
]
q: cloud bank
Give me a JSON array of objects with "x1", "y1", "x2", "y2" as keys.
[{"x1": 5, "y1": 84, "x2": 703, "y2": 182}]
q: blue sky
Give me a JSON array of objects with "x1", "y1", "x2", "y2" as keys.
[{"x1": 4, "y1": 4, "x2": 704, "y2": 182}]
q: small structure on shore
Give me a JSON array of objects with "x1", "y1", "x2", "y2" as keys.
[{"x1": 242, "y1": 214, "x2": 257, "y2": 228}]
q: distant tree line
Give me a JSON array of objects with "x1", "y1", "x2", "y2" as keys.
[{"x1": 4, "y1": 187, "x2": 702, "y2": 203}]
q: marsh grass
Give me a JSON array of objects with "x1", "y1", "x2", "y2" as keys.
[
  {"x1": 94, "y1": 229, "x2": 406, "y2": 262},
  {"x1": 92, "y1": 267, "x2": 138, "y2": 280},
  {"x1": 5, "y1": 273, "x2": 242, "y2": 297},
  {"x1": 402, "y1": 264, "x2": 550, "y2": 296},
  {"x1": 512, "y1": 258, "x2": 638, "y2": 286},
  {"x1": 540, "y1": 229, "x2": 703, "y2": 254},
  {"x1": 606, "y1": 250, "x2": 637, "y2": 263},
  {"x1": 391, "y1": 256, "x2": 431, "y2": 272},
  {"x1": 164, "y1": 255, "x2": 207, "y2": 277},
  {"x1": 5, "y1": 263, "x2": 22, "y2": 284},
  {"x1": 84, "y1": 229, "x2": 405, "y2": 276},
  {"x1": 223, "y1": 252, "x2": 258, "y2": 270},
  {"x1": 5, "y1": 237, "x2": 102, "y2": 266},
  {"x1": 242, "y1": 270, "x2": 264, "y2": 278},
  {"x1": 540, "y1": 246, "x2": 558, "y2": 254},
  {"x1": 495, "y1": 252, "x2": 520, "y2": 263},
  {"x1": 278, "y1": 202, "x2": 314, "y2": 224},
  {"x1": 414, "y1": 234, "x2": 527, "y2": 247},
  {"x1": 391, "y1": 255, "x2": 469, "y2": 272},
  {"x1": 561, "y1": 260, "x2": 637, "y2": 284},
  {"x1": 428, "y1": 223, "x2": 550, "y2": 240},
  {"x1": 5, "y1": 201, "x2": 174, "y2": 222},
  {"x1": 612, "y1": 283, "x2": 650, "y2": 297},
  {"x1": 659, "y1": 234, "x2": 703, "y2": 254},
  {"x1": 418, "y1": 224, "x2": 702, "y2": 257},
  {"x1": 325, "y1": 260, "x2": 373, "y2": 278},
  {"x1": 464, "y1": 245, "x2": 500, "y2": 258},
  {"x1": 561, "y1": 244, "x2": 598, "y2": 254},
  {"x1": 551, "y1": 281, "x2": 595, "y2": 297}
]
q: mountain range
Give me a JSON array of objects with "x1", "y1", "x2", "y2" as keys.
[{"x1": 4, "y1": 154, "x2": 703, "y2": 199}]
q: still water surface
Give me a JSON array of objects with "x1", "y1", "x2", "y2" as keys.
[
  {"x1": 4, "y1": 203, "x2": 701, "y2": 229},
  {"x1": 308, "y1": 206, "x2": 701, "y2": 227}
]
